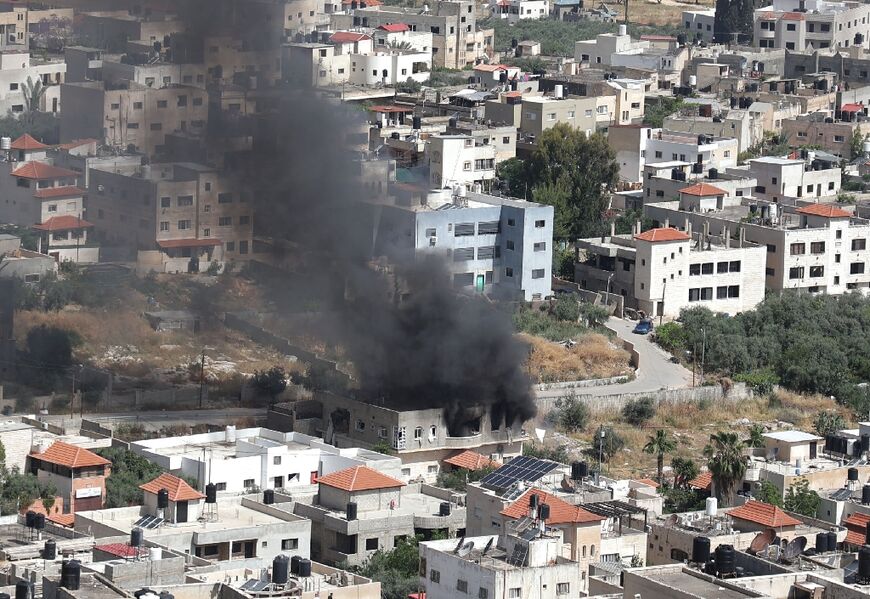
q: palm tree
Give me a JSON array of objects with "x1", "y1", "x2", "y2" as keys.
[
  {"x1": 747, "y1": 424, "x2": 765, "y2": 449},
  {"x1": 704, "y1": 431, "x2": 748, "y2": 506},
  {"x1": 23, "y1": 76, "x2": 46, "y2": 123},
  {"x1": 671, "y1": 456, "x2": 699, "y2": 489},
  {"x1": 643, "y1": 429, "x2": 677, "y2": 484}
]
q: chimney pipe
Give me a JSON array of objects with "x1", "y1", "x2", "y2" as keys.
[
  {"x1": 686, "y1": 219, "x2": 692, "y2": 239},
  {"x1": 664, "y1": 217, "x2": 670, "y2": 228},
  {"x1": 724, "y1": 226, "x2": 730, "y2": 249},
  {"x1": 635, "y1": 220, "x2": 641, "y2": 235},
  {"x1": 610, "y1": 221, "x2": 616, "y2": 237}
]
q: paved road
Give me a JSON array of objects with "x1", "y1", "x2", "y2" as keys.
[
  {"x1": 40, "y1": 407, "x2": 267, "y2": 431},
  {"x1": 535, "y1": 317, "x2": 694, "y2": 399}
]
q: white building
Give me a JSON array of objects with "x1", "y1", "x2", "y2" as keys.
[
  {"x1": 0, "y1": 50, "x2": 65, "y2": 115},
  {"x1": 372, "y1": 23, "x2": 433, "y2": 53},
  {"x1": 131, "y1": 427, "x2": 402, "y2": 494},
  {"x1": 646, "y1": 131, "x2": 739, "y2": 176},
  {"x1": 420, "y1": 533, "x2": 583, "y2": 599},
  {"x1": 574, "y1": 27, "x2": 650, "y2": 67},
  {"x1": 682, "y1": 9, "x2": 716, "y2": 42},
  {"x1": 428, "y1": 134, "x2": 496, "y2": 190},
  {"x1": 747, "y1": 155, "x2": 841, "y2": 202},
  {"x1": 754, "y1": 0, "x2": 870, "y2": 51},
  {"x1": 490, "y1": 0, "x2": 550, "y2": 22},
  {"x1": 576, "y1": 222, "x2": 767, "y2": 318}
]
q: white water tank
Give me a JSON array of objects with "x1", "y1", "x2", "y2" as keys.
[
  {"x1": 618, "y1": 24, "x2": 627, "y2": 36},
  {"x1": 689, "y1": 75, "x2": 698, "y2": 87},
  {"x1": 225, "y1": 425, "x2": 236, "y2": 443},
  {"x1": 554, "y1": 84, "x2": 564, "y2": 99},
  {"x1": 705, "y1": 497, "x2": 718, "y2": 517},
  {"x1": 862, "y1": 139, "x2": 870, "y2": 155},
  {"x1": 0, "y1": 136, "x2": 11, "y2": 151}
]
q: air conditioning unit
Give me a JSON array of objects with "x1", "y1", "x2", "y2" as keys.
[{"x1": 429, "y1": 236, "x2": 437, "y2": 246}]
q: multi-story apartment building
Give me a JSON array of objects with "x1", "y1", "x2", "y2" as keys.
[
  {"x1": 60, "y1": 80, "x2": 207, "y2": 156},
  {"x1": 663, "y1": 109, "x2": 764, "y2": 154},
  {"x1": 77, "y1": 10, "x2": 185, "y2": 48},
  {"x1": 754, "y1": 0, "x2": 870, "y2": 51},
  {"x1": 645, "y1": 131, "x2": 739, "y2": 176},
  {"x1": 682, "y1": 9, "x2": 716, "y2": 42},
  {"x1": 644, "y1": 197, "x2": 870, "y2": 294},
  {"x1": 781, "y1": 111, "x2": 870, "y2": 158},
  {"x1": 28, "y1": 441, "x2": 111, "y2": 513},
  {"x1": 0, "y1": 50, "x2": 65, "y2": 115},
  {"x1": 87, "y1": 162, "x2": 253, "y2": 270},
  {"x1": 518, "y1": 95, "x2": 613, "y2": 145},
  {"x1": 576, "y1": 220, "x2": 767, "y2": 318},
  {"x1": 746, "y1": 155, "x2": 841, "y2": 201},
  {"x1": 489, "y1": 0, "x2": 550, "y2": 22},
  {"x1": 574, "y1": 27, "x2": 650, "y2": 67},
  {"x1": 372, "y1": 187, "x2": 554, "y2": 301},
  {"x1": 330, "y1": 0, "x2": 493, "y2": 69},
  {"x1": 428, "y1": 134, "x2": 496, "y2": 190},
  {"x1": 641, "y1": 162, "x2": 757, "y2": 206}
]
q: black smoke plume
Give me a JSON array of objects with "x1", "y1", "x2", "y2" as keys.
[{"x1": 175, "y1": 0, "x2": 537, "y2": 433}]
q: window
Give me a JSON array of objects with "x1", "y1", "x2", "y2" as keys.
[
  {"x1": 535, "y1": 219, "x2": 545, "y2": 228},
  {"x1": 414, "y1": 426, "x2": 423, "y2": 440},
  {"x1": 177, "y1": 195, "x2": 193, "y2": 207},
  {"x1": 219, "y1": 216, "x2": 232, "y2": 226},
  {"x1": 729, "y1": 261, "x2": 741, "y2": 272},
  {"x1": 430, "y1": 570, "x2": 440, "y2": 583},
  {"x1": 787, "y1": 23, "x2": 796, "y2": 31},
  {"x1": 226, "y1": 241, "x2": 235, "y2": 251},
  {"x1": 157, "y1": 100, "x2": 168, "y2": 108},
  {"x1": 48, "y1": 204, "x2": 57, "y2": 212},
  {"x1": 160, "y1": 197, "x2": 171, "y2": 208},
  {"x1": 193, "y1": 97, "x2": 203, "y2": 106},
  {"x1": 532, "y1": 269, "x2": 545, "y2": 279},
  {"x1": 767, "y1": 244, "x2": 776, "y2": 253},
  {"x1": 853, "y1": 238, "x2": 867, "y2": 251},
  {"x1": 457, "y1": 580, "x2": 468, "y2": 593},
  {"x1": 701, "y1": 262, "x2": 714, "y2": 274},
  {"x1": 790, "y1": 243, "x2": 806, "y2": 255},
  {"x1": 505, "y1": 267, "x2": 513, "y2": 277},
  {"x1": 243, "y1": 479, "x2": 255, "y2": 487},
  {"x1": 508, "y1": 589, "x2": 521, "y2": 599},
  {"x1": 689, "y1": 264, "x2": 701, "y2": 276},
  {"x1": 506, "y1": 240, "x2": 515, "y2": 250},
  {"x1": 160, "y1": 221, "x2": 169, "y2": 231},
  {"x1": 281, "y1": 539, "x2": 298, "y2": 550},
  {"x1": 717, "y1": 286, "x2": 728, "y2": 299},
  {"x1": 717, "y1": 262, "x2": 728, "y2": 274},
  {"x1": 273, "y1": 456, "x2": 282, "y2": 465},
  {"x1": 851, "y1": 262, "x2": 866, "y2": 274},
  {"x1": 699, "y1": 287, "x2": 713, "y2": 300},
  {"x1": 218, "y1": 192, "x2": 233, "y2": 203},
  {"x1": 177, "y1": 220, "x2": 191, "y2": 230},
  {"x1": 478, "y1": 589, "x2": 488, "y2": 599},
  {"x1": 365, "y1": 538, "x2": 378, "y2": 550},
  {"x1": 835, "y1": 135, "x2": 845, "y2": 143},
  {"x1": 214, "y1": 482, "x2": 226, "y2": 491},
  {"x1": 556, "y1": 583, "x2": 570, "y2": 595},
  {"x1": 829, "y1": 182, "x2": 836, "y2": 191},
  {"x1": 150, "y1": 123, "x2": 163, "y2": 131},
  {"x1": 454, "y1": 223, "x2": 475, "y2": 236},
  {"x1": 377, "y1": 426, "x2": 387, "y2": 438},
  {"x1": 810, "y1": 265, "x2": 824, "y2": 278},
  {"x1": 789, "y1": 266, "x2": 805, "y2": 279},
  {"x1": 127, "y1": 122, "x2": 139, "y2": 129},
  {"x1": 177, "y1": 95, "x2": 188, "y2": 107},
  {"x1": 239, "y1": 240, "x2": 248, "y2": 254},
  {"x1": 533, "y1": 242, "x2": 546, "y2": 252}
]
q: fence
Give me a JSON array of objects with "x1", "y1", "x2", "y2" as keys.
[{"x1": 537, "y1": 382, "x2": 752, "y2": 414}]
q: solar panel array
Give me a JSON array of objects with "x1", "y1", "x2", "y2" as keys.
[
  {"x1": 830, "y1": 488, "x2": 853, "y2": 501},
  {"x1": 480, "y1": 456, "x2": 560, "y2": 492},
  {"x1": 133, "y1": 515, "x2": 164, "y2": 529}
]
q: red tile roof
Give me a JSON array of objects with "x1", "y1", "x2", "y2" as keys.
[
  {"x1": 31, "y1": 441, "x2": 110, "y2": 469},
  {"x1": 140, "y1": 473, "x2": 205, "y2": 502},
  {"x1": 634, "y1": 478, "x2": 661, "y2": 488},
  {"x1": 728, "y1": 500, "x2": 801, "y2": 528},
  {"x1": 796, "y1": 204, "x2": 851, "y2": 218},
  {"x1": 474, "y1": 64, "x2": 508, "y2": 72},
  {"x1": 95, "y1": 543, "x2": 142, "y2": 558},
  {"x1": 55, "y1": 138, "x2": 98, "y2": 151},
  {"x1": 758, "y1": 12, "x2": 778, "y2": 20},
  {"x1": 782, "y1": 11, "x2": 805, "y2": 20},
  {"x1": 688, "y1": 471, "x2": 713, "y2": 491},
  {"x1": 844, "y1": 512, "x2": 870, "y2": 546},
  {"x1": 330, "y1": 31, "x2": 372, "y2": 43},
  {"x1": 378, "y1": 23, "x2": 409, "y2": 32},
  {"x1": 443, "y1": 450, "x2": 501, "y2": 471},
  {"x1": 842, "y1": 103, "x2": 864, "y2": 112},
  {"x1": 11, "y1": 161, "x2": 78, "y2": 180},
  {"x1": 48, "y1": 513, "x2": 74, "y2": 527},
  {"x1": 680, "y1": 182, "x2": 727, "y2": 197},
  {"x1": 11, "y1": 134, "x2": 49, "y2": 150},
  {"x1": 501, "y1": 488, "x2": 605, "y2": 525},
  {"x1": 156, "y1": 238, "x2": 222, "y2": 249},
  {"x1": 317, "y1": 465, "x2": 405, "y2": 492},
  {"x1": 634, "y1": 227, "x2": 690, "y2": 242},
  {"x1": 33, "y1": 215, "x2": 93, "y2": 232},
  {"x1": 32, "y1": 186, "x2": 85, "y2": 199}
]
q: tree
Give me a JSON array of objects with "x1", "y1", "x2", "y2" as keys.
[
  {"x1": 593, "y1": 428, "x2": 625, "y2": 463},
  {"x1": 553, "y1": 395, "x2": 589, "y2": 432},
  {"x1": 251, "y1": 366, "x2": 288, "y2": 404},
  {"x1": 0, "y1": 438, "x2": 5, "y2": 469},
  {"x1": 747, "y1": 424, "x2": 766, "y2": 449},
  {"x1": 850, "y1": 129, "x2": 866, "y2": 159},
  {"x1": 551, "y1": 294, "x2": 580, "y2": 322},
  {"x1": 0, "y1": 470, "x2": 57, "y2": 516},
  {"x1": 622, "y1": 397, "x2": 656, "y2": 426},
  {"x1": 671, "y1": 456, "x2": 699, "y2": 489},
  {"x1": 813, "y1": 411, "x2": 845, "y2": 437},
  {"x1": 25, "y1": 325, "x2": 76, "y2": 381},
  {"x1": 23, "y1": 76, "x2": 47, "y2": 121},
  {"x1": 580, "y1": 303, "x2": 609, "y2": 328},
  {"x1": 96, "y1": 447, "x2": 197, "y2": 508},
  {"x1": 643, "y1": 430, "x2": 677, "y2": 484},
  {"x1": 0, "y1": 112, "x2": 59, "y2": 144},
  {"x1": 436, "y1": 464, "x2": 495, "y2": 492},
  {"x1": 783, "y1": 477, "x2": 820, "y2": 517},
  {"x1": 756, "y1": 480, "x2": 783, "y2": 507},
  {"x1": 643, "y1": 96, "x2": 683, "y2": 128},
  {"x1": 714, "y1": 0, "x2": 755, "y2": 44},
  {"x1": 349, "y1": 536, "x2": 422, "y2": 599},
  {"x1": 552, "y1": 245, "x2": 575, "y2": 281},
  {"x1": 704, "y1": 431, "x2": 747, "y2": 506}
]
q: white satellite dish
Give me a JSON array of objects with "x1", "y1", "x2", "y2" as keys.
[{"x1": 458, "y1": 541, "x2": 475, "y2": 557}]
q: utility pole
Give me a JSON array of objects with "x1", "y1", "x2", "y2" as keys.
[
  {"x1": 598, "y1": 425, "x2": 605, "y2": 474},
  {"x1": 700, "y1": 327, "x2": 706, "y2": 381},
  {"x1": 198, "y1": 350, "x2": 205, "y2": 409}
]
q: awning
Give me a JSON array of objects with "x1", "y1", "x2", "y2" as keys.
[{"x1": 156, "y1": 238, "x2": 222, "y2": 249}]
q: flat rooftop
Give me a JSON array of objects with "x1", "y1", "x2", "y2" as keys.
[{"x1": 641, "y1": 569, "x2": 757, "y2": 599}]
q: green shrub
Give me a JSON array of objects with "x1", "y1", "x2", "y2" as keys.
[
  {"x1": 552, "y1": 294, "x2": 580, "y2": 322},
  {"x1": 734, "y1": 368, "x2": 779, "y2": 395},
  {"x1": 553, "y1": 395, "x2": 589, "y2": 432},
  {"x1": 654, "y1": 321, "x2": 686, "y2": 353},
  {"x1": 622, "y1": 397, "x2": 656, "y2": 425}
]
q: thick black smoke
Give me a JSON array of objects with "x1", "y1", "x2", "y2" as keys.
[{"x1": 175, "y1": 0, "x2": 536, "y2": 433}]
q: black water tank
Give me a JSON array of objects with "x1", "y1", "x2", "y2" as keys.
[
  {"x1": 264, "y1": 489, "x2": 275, "y2": 505},
  {"x1": 34, "y1": 513, "x2": 45, "y2": 530},
  {"x1": 44, "y1": 539, "x2": 57, "y2": 560},
  {"x1": 134, "y1": 590, "x2": 153, "y2": 598},
  {"x1": 709, "y1": 168, "x2": 718, "y2": 179},
  {"x1": 863, "y1": 485, "x2": 870, "y2": 505},
  {"x1": 439, "y1": 502, "x2": 451, "y2": 516},
  {"x1": 827, "y1": 531, "x2": 837, "y2": 551},
  {"x1": 412, "y1": 116, "x2": 421, "y2": 130},
  {"x1": 730, "y1": 96, "x2": 737, "y2": 108},
  {"x1": 538, "y1": 503, "x2": 551, "y2": 521},
  {"x1": 347, "y1": 502, "x2": 358, "y2": 521},
  {"x1": 448, "y1": 117, "x2": 457, "y2": 128},
  {"x1": 61, "y1": 560, "x2": 81, "y2": 591},
  {"x1": 692, "y1": 536, "x2": 711, "y2": 563},
  {"x1": 571, "y1": 462, "x2": 587, "y2": 480},
  {"x1": 14, "y1": 581, "x2": 28, "y2": 599},
  {"x1": 205, "y1": 483, "x2": 216, "y2": 504},
  {"x1": 158, "y1": 592, "x2": 174, "y2": 599},
  {"x1": 704, "y1": 560, "x2": 717, "y2": 575},
  {"x1": 677, "y1": 33, "x2": 687, "y2": 46},
  {"x1": 291, "y1": 555, "x2": 302, "y2": 575},
  {"x1": 298, "y1": 559, "x2": 311, "y2": 577},
  {"x1": 273, "y1": 555, "x2": 290, "y2": 585},
  {"x1": 157, "y1": 488, "x2": 169, "y2": 509},
  {"x1": 715, "y1": 544, "x2": 735, "y2": 576},
  {"x1": 1, "y1": 592, "x2": 11, "y2": 599},
  {"x1": 815, "y1": 531, "x2": 828, "y2": 553},
  {"x1": 865, "y1": 521, "x2": 870, "y2": 545},
  {"x1": 849, "y1": 467, "x2": 859, "y2": 481},
  {"x1": 529, "y1": 493, "x2": 539, "y2": 508},
  {"x1": 25, "y1": 511, "x2": 35, "y2": 528},
  {"x1": 511, "y1": 38, "x2": 518, "y2": 48},
  {"x1": 861, "y1": 546, "x2": 870, "y2": 580},
  {"x1": 390, "y1": 131, "x2": 400, "y2": 140},
  {"x1": 131, "y1": 527, "x2": 143, "y2": 547}
]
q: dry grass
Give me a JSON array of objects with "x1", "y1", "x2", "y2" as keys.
[
  {"x1": 610, "y1": 0, "x2": 715, "y2": 26},
  {"x1": 523, "y1": 333, "x2": 632, "y2": 383}
]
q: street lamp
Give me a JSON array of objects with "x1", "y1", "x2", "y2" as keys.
[{"x1": 606, "y1": 273, "x2": 614, "y2": 306}]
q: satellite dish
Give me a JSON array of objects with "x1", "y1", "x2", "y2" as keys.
[
  {"x1": 748, "y1": 529, "x2": 775, "y2": 554},
  {"x1": 453, "y1": 536, "x2": 466, "y2": 554},
  {"x1": 664, "y1": 514, "x2": 679, "y2": 528},
  {"x1": 783, "y1": 536, "x2": 807, "y2": 561},
  {"x1": 482, "y1": 538, "x2": 494, "y2": 556},
  {"x1": 457, "y1": 541, "x2": 475, "y2": 557}
]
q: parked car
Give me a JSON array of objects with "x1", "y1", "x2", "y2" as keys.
[{"x1": 633, "y1": 319, "x2": 654, "y2": 335}]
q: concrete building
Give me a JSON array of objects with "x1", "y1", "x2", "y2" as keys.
[
  {"x1": 781, "y1": 111, "x2": 870, "y2": 159},
  {"x1": 60, "y1": 80, "x2": 208, "y2": 157},
  {"x1": 682, "y1": 9, "x2": 716, "y2": 43},
  {"x1": 608, "y1": 124, "x2": 659, "y2": 183},
  {"x1": 131, "y1": 427, "x2": 401, "y2": 494},
  {"x1": 273, "y1": 391, "x2": 526, "y2": 483},
  {"x1": 0, "y1": 419, "x2": 110, "y2": 473},
  {"x1": 140, "y1": 472, "x2": 205, "y2": 525},
  {"x1": 293, "y1": 465, "x2": 465, "y2": 566},
  {"x1": 517, "y1": 94, "x2": 613, "y2": 147},
  {"x1": 372, "y1": 187, "x2": 554, "y2": 301},
  {"x1": 87, "y1": 162, "x2": 253, "y2": 270},
  {"x1": 0, "y1": 50, "x2": 65, "y2": 115},
  {"x1": 574, "y1": 28, "x2": 650, "y2": 68},
  {"x1": 419, "y1": 532, "x2": 583, "y2": 599},
  {"x1": 754, "y1": 0, "x2": 870, "y2": 51},
  {"x1": 0, "y1": 234, "x2": 57, "y2": 283},
  {"x1": 76, "y1": 11, "x2": 185, "y2": 49},
  {"x1": 428, "y1": 133, "x2": 496, "y2": 190},
  {"x1": 641, "y1": 161, "x2": 757, "y2": 207},
  {"x1": 762, "y1": 430, "x2": 824, "y2": 464},
  {"x1": 645, "y1": 131, "x2": 739, "y2": 176},
  {"x1": 489, "y1": 0, "x2": 549, "y2": 22},
  {"x1": 663, "y1": 108, "x2": 764, "y2": 154},
  {"x1": 576, "y1": 221, "x2": 767, "y2": 318},
  {"x1": 28, "y1": 441, "x2": 111, "y2": 513}
]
